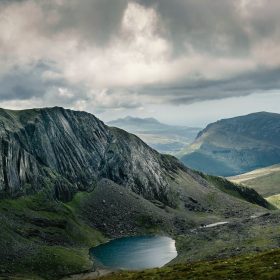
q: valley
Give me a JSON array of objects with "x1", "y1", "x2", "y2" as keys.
[
  {"x1": 107, "y1": 116, "x2": 200, "y2": 155},
  {"x1": 2, "y1": 1, "x2": 280, "y2": 279},
  {"x1": 178, "y1": 112, "x2": 280, "y2": 176},
  {"x1": 0, "y1": 107, "x2": 279, "y2": 280}
]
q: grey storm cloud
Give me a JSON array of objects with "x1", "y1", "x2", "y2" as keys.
[
  {"x1": 136, "y1": 0, "x2": 280, "y2": 55},
  {"x1": 0, "y1": 62, "x2": 61, "y2": 100},
  {"x1": 136, "y1": 0, "x2": 251, "y2": 57},
  {"x1": 44, "y1": 0, "x2": 129, "y2": 46},
  {"x1": 0, "y1": 0, "x2": 280, "y2": 109},
  {"x1": 0, "y1": 61, "x2": 89, "y2": 108},
  {"x1": 178, "y1": 66, "x2": 280, "y2": 103},
  {"x1": 139, "y1": 66, "x2": 280, "y2": 105}
]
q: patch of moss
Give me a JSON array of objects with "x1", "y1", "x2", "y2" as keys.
[
  {"x1": 267, "y1": 194, "x2": 280, "y2": 209},
  {"x1": 202, "y1": 173, "x2": 275, "y2": 210},
  {"x1": 0, "y1": 192, "x2": 106, "y2": 280}
]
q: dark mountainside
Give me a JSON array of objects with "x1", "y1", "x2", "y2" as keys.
[
  {"x1": 179, "y1": 112, "x2": 280, "y2": 176},
  {"x1": 0, "y1": 107, "x2": 275, "y2": 279},
  {"x1": 0, "y1": 108, "x2": 178, "y2": 204},
  {"x1": 108, "y1": 116, "x2": 200, "y2": 155}
]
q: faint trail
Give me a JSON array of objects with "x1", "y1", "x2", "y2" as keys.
[
  {"x1": 202, "y1": 221, "x2": 229, "y2": 228},
  {"x1": 191, "y1": 212, "x2": 270, "y2": 232}
]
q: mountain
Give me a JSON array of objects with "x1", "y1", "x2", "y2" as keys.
[
  {"x1": 107, "y1": 116, "x2": 200, "y2": 154},
  {"x1": 229, "y1": 164, "x2": 280, "y2": 208},
  {"x1": 229, "y1": 164, "x2": 280, "y2": 197},
  {"x1": 0, "y1": 107, "x2": 273, "y2": 279},
  {"x1": 179, "y1": 112, "x2": 280, "y2": 176}
]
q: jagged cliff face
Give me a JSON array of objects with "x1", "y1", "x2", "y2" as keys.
[{"x1": 0, "y1": 107, "x2": 181, "y2": 205}]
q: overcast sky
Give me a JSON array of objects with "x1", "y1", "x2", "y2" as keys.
[{"x1": 0, "y1": 0, "x2": 280, "y2": 126}]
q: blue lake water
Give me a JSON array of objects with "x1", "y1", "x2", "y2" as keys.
[{"x1": 90, "y1": 235, "x2": 177, "y2": 270}]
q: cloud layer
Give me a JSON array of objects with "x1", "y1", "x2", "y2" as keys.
[{"x1": 1, "y1": 0, "x2": 280, "y2": 114}]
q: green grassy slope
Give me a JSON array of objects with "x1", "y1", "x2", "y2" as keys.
[
  {"x1": 99, "y1": 212, "x2": 280, "y2": 280},
  {"x1": 100, "y1": 248, "x2": 280, "y2": 280},
  {"x1": 201, "y1": 173, "x2": 275, "y2": 210},
  {"x1": 174, "y1": 211, "x2": 280, "y2": 263},
  {"x1": 0, "y1": 176, "x2": 274, "y2": 279},
  {"x1": 0, "y1": 192, "x2": 106, "y2": 280},
  {"x1": 229, "y1": 164, "x2": 280, "y2": 197},
  {"x1": 267, "y1": 195, "x2": 280, "y2": 209},
  {"x1": 62, "y1": 210, "x2": 280, "y2": 280}
]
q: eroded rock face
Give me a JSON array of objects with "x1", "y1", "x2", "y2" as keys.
[{"x1": 0, "y1": 107, "x2": 181, "y2": 205}]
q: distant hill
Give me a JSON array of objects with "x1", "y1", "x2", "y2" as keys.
[
  {"x1": 107, "y1": 116, "x2": 201, "y2": 155},
  {"x1": 229, "y1": 164, "x2": 280, "y2": 208},
  {"x1": 228, "y1": 164, "x2": 280, "y2": 197},
  {"x1": 179, "y1": 112, "x2": 280, "y2": 176}
]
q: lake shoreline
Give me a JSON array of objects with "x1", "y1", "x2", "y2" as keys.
[{"x1": 90, "y1": 235, "x2": 177, "y2": 270}]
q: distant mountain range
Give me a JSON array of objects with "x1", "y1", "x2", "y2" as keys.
[
  {"x1": 107, "y1": 116, "x2": 201, "y2": 154},
  {"x1": 178, "y1": 112, "x2": 280, "y2": 176}
]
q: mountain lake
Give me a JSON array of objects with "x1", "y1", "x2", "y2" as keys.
[{"x1": 90, "y1": 235, "x2": 177, "y2": 270}]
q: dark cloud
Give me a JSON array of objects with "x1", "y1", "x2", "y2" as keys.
[
  {"x1": 0, "y1": 0, "x2": 129, "y2": 48},
  {"x1": 0, "y1": 0, "x2": 280, "y2": 111},
  {"x1": 0, "y1": 62, "x2": 57, "y2": 100},
  {"x1": 135, "y1": 0, "x2": 251, "y2": 57},
  {"x1": 139, "y1": 66, "x2": 280, "y2": 104},
  {"x1": 41, "y1": 0, "x2": 129, "y2": 46},
  {"x1": 0, "y1": 61, "x2": 84, "y2": 107}
]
